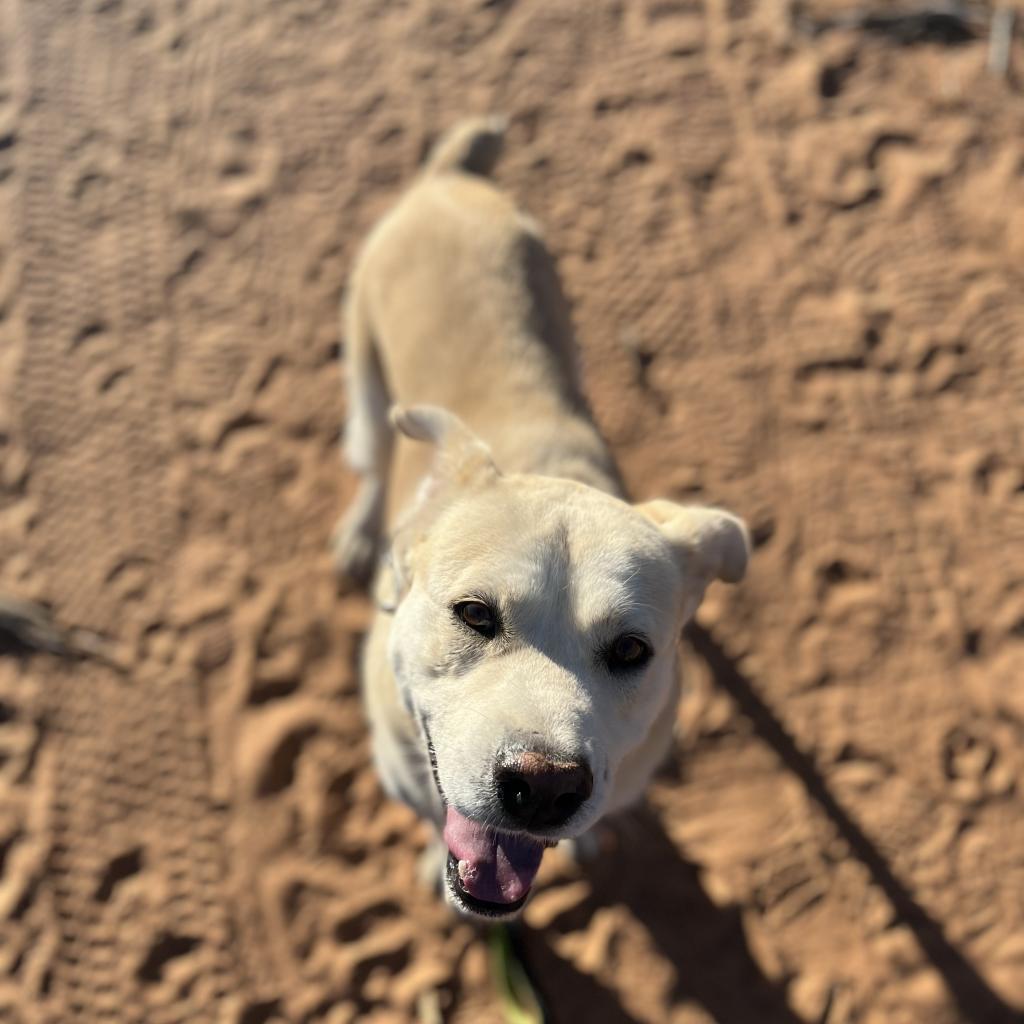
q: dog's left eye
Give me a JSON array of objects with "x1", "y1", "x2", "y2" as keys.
[
  {"x1": 605, "y1": 634, "x2": 652, "y2": 672},
  {"x1": 454, "y1": 600, "x2": 498, "y2": 639}
]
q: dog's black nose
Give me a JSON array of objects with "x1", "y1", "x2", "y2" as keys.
[{"x1": 496, "y1": 751, "x2": 593, "y2": 829}]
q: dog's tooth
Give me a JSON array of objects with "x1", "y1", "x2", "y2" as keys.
[{"x1": 457, "y1": 859, "x2": 477, "y2": 884}]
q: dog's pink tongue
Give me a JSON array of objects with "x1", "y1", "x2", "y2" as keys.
[{"x1": 444, "y1": 806, "x2": 544, "y2": 904}]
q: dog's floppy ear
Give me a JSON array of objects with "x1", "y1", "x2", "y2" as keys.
[
  {"x1": 391, "y1": 404, "x2": 499, "y2": 489},
  {"x1": 376, "y1": 406, "x2": 499, "y2": 609},
  {"x1": 636, "y1": 500, "x2": 750, "y2": 585}
]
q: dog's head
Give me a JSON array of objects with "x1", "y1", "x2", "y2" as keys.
[{"x1": 382, "y1": 405, "x2": 749, "y2": 919}]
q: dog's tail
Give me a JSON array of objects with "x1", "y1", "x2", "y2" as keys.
[{"x1": 422, "y1": 115, "x2": 507, "y2": 178}]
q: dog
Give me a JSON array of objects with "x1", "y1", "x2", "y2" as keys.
[{"x1": 333, "y1": 117, "x2": 749, "y2": 920}]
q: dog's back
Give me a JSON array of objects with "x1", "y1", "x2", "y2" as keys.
[{"x1": 344, "y1": 118, "x2": 618, "y2": 526}]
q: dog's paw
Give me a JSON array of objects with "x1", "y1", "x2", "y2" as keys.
[
  {"x1": 559, "y1": 824, "x2": 617, "y2": 868},
  {"x1": 559, "y1": 832, "x2": 601, "y2": 866},
  {"x1": 330, "y1": 512, "x2": 379, "y2": 587}
]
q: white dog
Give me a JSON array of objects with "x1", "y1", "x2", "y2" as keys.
[{"x1": 333, "y1": 118, "x2": 749, "y2": 920}]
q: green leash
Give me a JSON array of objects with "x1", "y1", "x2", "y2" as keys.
[{"x1": 488, "y1": 924, "x2": 546, "y2": 1024}]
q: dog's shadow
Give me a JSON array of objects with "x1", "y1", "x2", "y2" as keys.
[
  {"x1": 516, "y1": 622, "x2": 1017, "y2": 1024},
  {"x1": 519, "y1": 804, "x2": 803, "y2": 1024}
]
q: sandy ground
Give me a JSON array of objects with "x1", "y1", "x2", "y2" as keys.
[{"x1": 1, "y1": 1, "x2": 1023, "y2": 1022}]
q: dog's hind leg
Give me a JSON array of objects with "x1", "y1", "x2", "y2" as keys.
[{"x1": 332, "y1": 284, "x2": 392, "y2": 586}]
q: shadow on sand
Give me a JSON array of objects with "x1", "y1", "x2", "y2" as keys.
[
  {"x1": 518, "y1": 624, "x2": 1015, "y2": 1024},
  {"x1": 685, "y1": 623, "x2": 1013, "y2": 1024},
  {"x1": 520, "y1": 803, "x2": 803, "y2": 1024}
]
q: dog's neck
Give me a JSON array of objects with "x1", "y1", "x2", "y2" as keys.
[
  {"x1": 525, "y1": 446, "x2": 622, "y2": 496},
  {"x1": 492, "y1": 411, "x2": 624, "y2": 498}
]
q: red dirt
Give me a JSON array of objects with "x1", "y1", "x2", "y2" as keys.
[{"x1": 1, "y1": 2, "x2": 1022, "y2": 1022}]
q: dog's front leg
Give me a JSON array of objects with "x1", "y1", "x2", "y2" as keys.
[{"x1": 417, "y1": 836, "x2": 448, "y2": 897}]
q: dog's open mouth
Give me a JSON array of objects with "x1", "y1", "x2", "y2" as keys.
[
  {"x1": 442, "y1": 805, "x2": 545, "y2": 917},
  {"x1": 422, "y1": 719, "x2": 548, "y2": 916}
]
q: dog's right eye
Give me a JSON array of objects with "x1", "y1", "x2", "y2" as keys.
[
  {"x1": 604, "y1": 633, "x2": 653, "y2": 673},
  {"x1": 453, "y1": 600, "x2": 498, "y2": 639}
]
